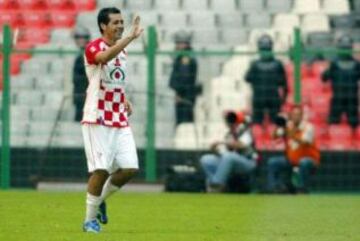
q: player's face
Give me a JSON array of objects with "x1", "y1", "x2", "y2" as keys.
[{"x1": 104, "y1": 13, "x2": 124, "y2": 40}]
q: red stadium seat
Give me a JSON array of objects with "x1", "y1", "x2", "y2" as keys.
[
  {"x1": 13, "y1": 42, "x2": 34, "y2": 60},
  {"x1": 46, "y1": 0, "x2": 75, "y2": 11},
  {"x1": 285, "y1": 63, "x2": 312, "y2": 80},
  {"x1": 19, "y1": 0, "x2": 48, "y2": 10},
  {"x1": 355, "y1": 126, "x2": 360, "y2": 139},
  {"x1": 50, "y1": 11, "x2": 76, "y2": 27},
  {"x1": 309, "y1": 93, "x2": 331, "y2": 124},
  {"x1": 254, "y1": 135, "x2": 271, "y2": 150},
  {"x1": 327, "y1": 138, "x2": 354, "y2": 150},
  {"x1": 10, "y1": 55, "x2": 23, "y2": 75},
  {"x1": 314, "y1": 123, "x2": 329, "y2": 150},
  {"x1": 0, "y1": 0, "x2": 20, "y2": 10},
  {"x1": 329, "y1": 124, "x2": 352, "y2": 139},
  {"x1": 302, "y1": 77, "x2": 327, "y2": 102},
  {"x1": 354, "y1": 126, "x2": 360, "y2": 150},
  {"x1": 311, "y1": 61, "x2": 329, "y2": 78},
  {"x1": 252, "y1": 124, "x2": 289, "y2": 150},
  {"x1": 74, "y1": 0, "x2": 96, "y2": 11},
  {"x1": 23, "y1": 11, "x2": 52, "y2": 28},
  {"x1": 327, "y1": 124, "x2": 354, "y2": 150},
  {"x1": 265, "y1": 124, "x2": 277, "y2": 138},
  {"x1": 252, "y1": 124, "x2": 270, "y2": 150},
  {"x1": 18, "y1": 28, "x2": 50, "y2": 44},
  {"x1": 252, "y1": 124, "x2": 265, "y2": 138},
  {"x1": 268, "y1": 139, "x2": 285, "y2": 151},
  {"x1": 0, "y1": 11, "x2": 25, "y2": 27}
]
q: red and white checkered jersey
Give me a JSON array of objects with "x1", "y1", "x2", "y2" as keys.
[{"x1": 82, "y1": 38, "x2": 129, "y2": 128}]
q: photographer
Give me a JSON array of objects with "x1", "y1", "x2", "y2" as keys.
[
  {"x1": 267, "y1": 105, "x2": 320, "y2": 193},
  {"x1": 199, "y1": 111, "x2": 259, "y2": 192}
]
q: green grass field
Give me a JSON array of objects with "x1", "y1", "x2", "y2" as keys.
[{"x1": 0, "y1": 191, "x2": 359, "y2": 241}]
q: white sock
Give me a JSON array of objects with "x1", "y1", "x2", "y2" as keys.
[
  {"x1": 85, "y1": 193, "x2": 102, "y2": 222},
  {"x1": 100, "y1": 177, "x2": 120, "y2": 202}
]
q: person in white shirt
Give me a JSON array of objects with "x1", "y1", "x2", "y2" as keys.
[{"x1": 200, "y1": 111, "x2": 258, "y2": 192}]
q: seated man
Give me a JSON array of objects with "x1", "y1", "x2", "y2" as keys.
[
  {"x1": 200, "y1": 111, "x2": 259, "y2": 192},
  {"x1": 267, "y1": 105, "x2": 320, "y2": 193}
]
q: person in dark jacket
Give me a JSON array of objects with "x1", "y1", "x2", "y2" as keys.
[
  {"x1": 72, "y1": 26, "x2": 91, "y2": 121},
  {"x1": 322, "y1": 35, "x2": 360, "y2": 129},
  {"x1": 245, "y1": 35, "x2": 288, "y2": 124},
  {"x1": 169, "y1": 30, "x2": 198, "y2": 125}
]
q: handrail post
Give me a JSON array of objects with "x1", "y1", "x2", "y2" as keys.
[
  {"x1": 293, "y1": 28, "x2": 302, "y2": 104},
  {"x1": 145, "y1": 26, "x2": 157, "y2": 182},
  {"x1": 1, "y1": 25, "x2": 12, "y2": 189}
]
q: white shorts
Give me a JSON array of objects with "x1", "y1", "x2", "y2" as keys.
[{"x1": 82, "y1": 124, "x2": 139, "y2": 173}]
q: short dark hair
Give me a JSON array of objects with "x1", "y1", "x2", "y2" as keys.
[
  {"x1": 225, "y1": 111, "x2": 237, "y2": 125},
  {"x1": 97, "y1": 7, "x2": 121, "y2": 34}
]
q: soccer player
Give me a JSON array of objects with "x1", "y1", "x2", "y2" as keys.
[{"x1": 81, "y1": 7, "x2": 143, "y2": 233}]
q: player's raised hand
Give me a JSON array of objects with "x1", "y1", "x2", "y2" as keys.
[{"x1": 129, "y1": 15, "x2": 144, "y2": 39}]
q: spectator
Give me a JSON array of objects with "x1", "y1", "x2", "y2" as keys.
[
  {"x1": 267, "y1": 105, "x2": 320, "y2": 193},
  {"x1": 169, "y1": 30, "x2": 198, "y2": 125},
  {"x1": 245, "y1": 35, "x2": 288, "y2": 124},
  {"x1": 199, "y1": 111, "x2": 259, "y2": 192},
  {"x1": 72, "y1": 26, "x2": 90, "y2": 121},
  {"x1": 322, "y1": 35, "x2": 360, "y2": 129}
]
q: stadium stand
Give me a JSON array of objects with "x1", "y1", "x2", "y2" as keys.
[{"x1": 0, "y1": 0, "x2": 359, "y2": 151}]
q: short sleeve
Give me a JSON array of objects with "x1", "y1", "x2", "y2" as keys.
[
  {"x1": 85, "y1": 41, "x2": 102, "y2": 65},
  {"x1": 301, "y1": 123, "x2": 314, "y2": 144},
  {"x1": 238, "y1": 130, "x2": 252, "y2": 147}
]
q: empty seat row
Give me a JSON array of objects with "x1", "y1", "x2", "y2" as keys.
[
  {"x1": 9, "y1": 120, "x2": 83, "y2": 147},
  {"x1": 98, "y1": 0, "x2": 292, "y2": 13},
  {"x1": 21, "y1": 57, "x2": 67, "y2": 75},
  {"x1": 11, "y1": 90, "x2": 63, "y2": 107},
  {"x1": 0, "y1": 0, "x2": 96, "y2": 11},
  {"x1": 273, "y1": 13, "x2": 330, "y2": 33},
  {"x1": 11, "y1": 74, "x2": 64, "y2": 90},
  {"x1": 157, "y1": 28, "x2": 249, "y2": 45},
  {"x1": 292, "y1": 0, "x2": 349, "y2": 14},
  {"x1": 0, "y1": 11, "x2": 76, "y2": 28},
  {"x1": 99, "y1": 0, "x2": 348, "y2": 14}
]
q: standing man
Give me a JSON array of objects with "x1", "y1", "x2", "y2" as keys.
[
  {"x1": 267, "y1": 106, "x2": 320, "y2": 193},
  {"x1": 169, "y1": 30, "x2": 198, "y2": 125},
  {"x1": 72, "y1": 26, "x2": 91, "y2": 121},
  {"x1": 81, "y1": 8, "x2": 143, "y2": 233},
  {"x1": 322, "y1": 35, "x2": 360, "y2": 129},
  {"x1": 245, "y1": 35, "x2": 288, "y2": 124}
]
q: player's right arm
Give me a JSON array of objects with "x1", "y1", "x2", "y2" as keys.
[{"x1": 94, "y1": 15, "x2": 143, "y2": 65}]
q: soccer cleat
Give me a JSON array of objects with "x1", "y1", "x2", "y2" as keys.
[
  {"x1": 97, "y1": 201, "x2": 108, "y2": 224},
  {"x1": 83, "y1": 219, "x2": 101, "y2": 233}
]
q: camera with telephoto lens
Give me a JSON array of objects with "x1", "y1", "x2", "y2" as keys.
[{"x1": 274, "y1": 115, "x2": 287, "y2": 127}]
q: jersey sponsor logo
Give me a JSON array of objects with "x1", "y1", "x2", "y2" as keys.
[{"x1": 109, "y1": 67, "x2": 125, "y2": 82}]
